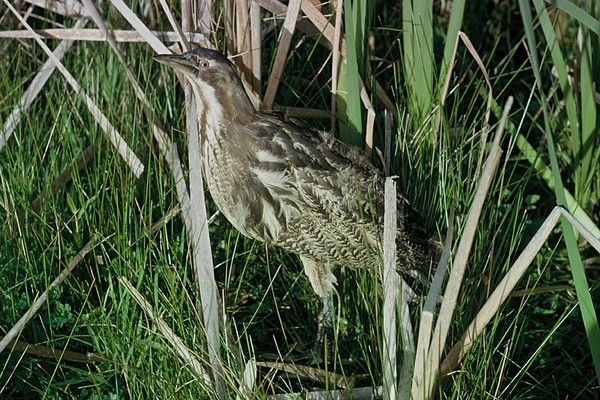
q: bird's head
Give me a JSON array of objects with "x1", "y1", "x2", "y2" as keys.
[{"x1": 155, "y1": 47, "x2": 255, "y2": 123}]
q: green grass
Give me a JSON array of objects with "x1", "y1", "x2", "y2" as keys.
[{"x1": 1, "y1": 1, "x2": 599, "y2": 398}]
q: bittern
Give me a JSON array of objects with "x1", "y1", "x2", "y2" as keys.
[{"x1": 155, "y1": 47, "x2": 436, "y2": 353}]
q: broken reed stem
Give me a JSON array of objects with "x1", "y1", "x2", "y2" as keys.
[
  {"x1": 0, "y1": 336, "x2": 106, "y2": 364},
  {"x1": 181, "y1": 0, "x2": 224, "y2": 395},
  {"x1": 398, "y1": 277, "x2": 416, "y2": 398},
  {"x1": 185, "y1": 42, "x2": 225, "y2": 400},
  {"x1": 236, "y1": 358, "x2": 257, "y2": 400},
  {"x1": 382, "y1": 177, "x2": 398, "y2": 400},
  {"x1": 0, "y1": 28, "x2": 207, "y2": 42},
  {"x1": 262, "y1": 0, "x2": 301, "y2": 109}
]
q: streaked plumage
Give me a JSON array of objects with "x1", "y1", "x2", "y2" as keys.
[{"x1": 155, "y1": 48, "x2": 435, "y2": 349}]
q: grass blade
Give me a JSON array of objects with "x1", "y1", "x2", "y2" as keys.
[
  {"x1": 340, "y1": 0, "x2": 364, "y2": 146},
  {"x1": 422, "y1": 97, "x2": 510, "y2": 399},
  {"x1": 520, "y1": 0, "x2": 600, "y2": 385}
]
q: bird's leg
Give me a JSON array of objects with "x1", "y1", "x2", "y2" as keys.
[
  {"x1": 300, "y1": 256, "x2": 336, "y2": 362},
  {"x1": 313, "y1": 295, "x2": 333, "y2": 359}
]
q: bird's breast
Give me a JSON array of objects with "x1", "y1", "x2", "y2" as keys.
[{"x1": 199, "y1": 125, "x2": 300, "y2": 243}]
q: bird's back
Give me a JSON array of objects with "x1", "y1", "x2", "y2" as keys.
[{"x1": 206, "y1": 111, "x2": 434, "y2": 273}]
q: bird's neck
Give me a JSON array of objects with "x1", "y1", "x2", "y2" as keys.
[{"x1": 190, "y1": 77, "x2": 255, "y2": 128}]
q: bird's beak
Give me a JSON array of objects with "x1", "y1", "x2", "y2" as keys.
[{"x1": 154, "y1": 53, "x2": 195, "y2": 74}]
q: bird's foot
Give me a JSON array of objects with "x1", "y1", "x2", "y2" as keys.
[{"x1": 310, "y1": 296, "x2": 333, "y2": 364}]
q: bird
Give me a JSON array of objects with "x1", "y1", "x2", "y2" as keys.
[{"x1": 155, "y1": 47, "x2": 437, "y2": 355}]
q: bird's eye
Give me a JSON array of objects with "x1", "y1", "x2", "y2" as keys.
[{"x1": 200, "y1": 60, "x2": 210, "y2": 69}]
